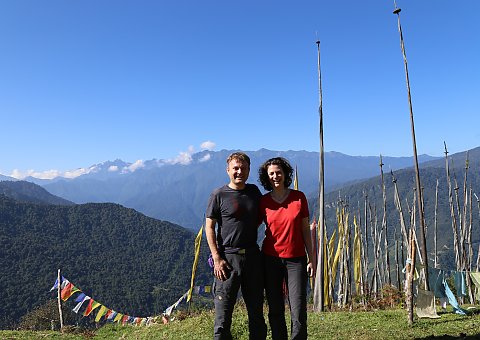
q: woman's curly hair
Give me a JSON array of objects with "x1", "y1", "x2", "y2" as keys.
[{"x1": 258, "y1": 157, "x2": 293, "y2": 191}]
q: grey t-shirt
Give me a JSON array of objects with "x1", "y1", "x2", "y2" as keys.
[{"x1": 206, "y1": 184, "x2": 261, "y2": 251}]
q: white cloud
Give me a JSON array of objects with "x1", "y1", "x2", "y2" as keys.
[
  {"x1": 199, "y1": 154, "x2": 211, "y2": 162},
  {"x1": 88, "y1": 165, "x2": 99, "y2": 173},
  {"x1": 125, "y1": 160, "x2": 145, "y2": 172},
  {"x1": 166, "y1": 142, "x2": 217, "y2": 165},
  {"x1": 9, "y1": 166, "x2": 92, "y2": 180},
  {"x1": 7, "y1": 141, "x2": 218, "y2": 179},
  {"x1": 63, "y1": 168, "x2": 90, "y2": 178},
  {"x1": 167, "y1": 145, "x2": 195, "y2": 165},
  {"x1": 200, "y1": 140, "x2": 216, "y2": 151},
  {"x1": 11, "y1": 169, "x2": 48, "y2": 179}
]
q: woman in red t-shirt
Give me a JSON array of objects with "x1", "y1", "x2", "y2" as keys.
[{"x1": 258, "y1": 157, "x2": 315, "y2": 340}]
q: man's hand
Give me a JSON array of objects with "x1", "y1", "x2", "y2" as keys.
[{"x1": 213, "y1": 257, "x2": 232, "y2": 281}]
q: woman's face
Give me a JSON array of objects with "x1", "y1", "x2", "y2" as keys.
[{"x1": 267, "y1": 164, "x2": 285, "y2": 189}]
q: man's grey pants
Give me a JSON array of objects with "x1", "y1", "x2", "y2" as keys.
[{"x1": 213, "y1": 249, "x2": 267, "y2": 340}]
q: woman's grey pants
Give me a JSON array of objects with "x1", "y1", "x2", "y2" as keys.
[{"x1": 264, "y1": 254, "x2": 308, "y2": 340}]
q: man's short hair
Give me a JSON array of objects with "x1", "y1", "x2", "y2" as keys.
[{"x1": 226, "y1": 152, "x2": 251, "y2": 167}]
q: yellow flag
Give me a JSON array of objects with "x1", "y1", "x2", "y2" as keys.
[
  {"x1": 322, "y1": 229, "x2": 329, "y2": 307},
  {"x1": 324, "y1": 230, "x2": 336, "y2": 307},
  {"x1": 187, "y1": 224, "x2": 204, "y2": 302},
  {"x1": 114, "y1": 313, "x2": 123, "y2": 323},
  {"x1": 95, "y1": 305, "x2": 107, "y2": 322},
  {"x1": 293, "y1": 166, "x2": 299, "y2": 190},
  {"x1": 331, "y1": 208, "x2": 345, "y2": 286}
]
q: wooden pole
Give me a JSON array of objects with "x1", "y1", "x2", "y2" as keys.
[
  {"x1": 445, "y1": 143, "x2": 461, "y2": 269},
  {"x1": 391, "y1": 171, "x2": 409, "y2": 253},
  {"x1": 406, "y1": 227, "x2": 416, "y2": 325},
  {"x1": 57, "y1": 269, "x2": 64, "y2": 332},
  {"x1": 468, "y1": 187, "x2": 473, "y2": 271},
  {"x1": 453, "y1": 174, "x2": 465, "y2": 269},
  {"x1": 462, "y1": 153, "x2": 470, "y2": 269},
  {"x1": 474, "y1": 193, "x2": 480, "y2": 272},
  {"x1": 313, "y1": 39, "x2": 326, "y2": 312},
  {"x1": 434, "y1": 179, "x2": 439, "y2": 268},
  {"x1": 466, "y1": 187, "x2": 474, "y2": 304},
  {"x1": 391, "y1": 171, "x2": 407, "y2": 291},
  {"x1": 380, "y1": 155, "x2": 391, "y2": 285},
  {"x1": 363, "y1": 191, "x2": 370, "y2": 296},
  {"x1": 406, "y1": 193, "x2": 417, "y2": 325},
  {"x1": 395, "y1": 239, "x2": 401, "y2": 291},
  {"x1": 393, "y1": 2, "x2": 430, "y2": 290},
  {"x1": 370, "y1": 203, "x2": 379, "y2": 297},
  {"x1": 476, "y1": 244, "x2": 480, "y2": 273}
]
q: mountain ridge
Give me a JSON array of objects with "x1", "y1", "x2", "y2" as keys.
[
  {"x1": 0, "y1": 180, "x2": 74, "y2": 205},
  {"x1": 36, "y1": 149, "x2": 441, "y2": 230}
]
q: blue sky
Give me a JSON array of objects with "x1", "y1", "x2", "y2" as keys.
[{"x1": 1, "y1": 0, "x2": 479, "y2": 178}]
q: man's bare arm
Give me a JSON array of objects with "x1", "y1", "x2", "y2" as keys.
[{"x1": 205, "y1": 217, "x2": 231, "y2": 281}]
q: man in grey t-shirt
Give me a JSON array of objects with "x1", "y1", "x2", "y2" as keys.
[{"x1": 205, "y1": 152, "x2": 266, "y2": 340}]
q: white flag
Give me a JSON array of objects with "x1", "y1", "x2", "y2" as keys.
[{"x1": 72, "y1": 295, "x2": 91, "y2": 314}]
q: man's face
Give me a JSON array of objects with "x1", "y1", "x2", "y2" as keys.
[{"x1": 227, "y1": 159, "x2": 250, "y2": 187}]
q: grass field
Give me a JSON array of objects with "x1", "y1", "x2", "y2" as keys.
[{"x1": 2, "y1": 306, "x2": 480, "y2": 339}]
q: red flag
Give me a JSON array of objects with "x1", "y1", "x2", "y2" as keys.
[
  {"x1": 122, "y1": 315, "x2": 129, "y2": 325},
  {"x1": 83, "y1": 299, "x2": 100, "y2": 316},
  {"x1": 60, "y1": 282, "x2": 73, "y2": 301},
  {"x1": 104, "y1": 309, "x2": 113, "y2": 320}
]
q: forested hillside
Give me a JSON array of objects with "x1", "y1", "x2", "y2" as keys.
[
  {"x1": 0, "y1": 180, "x2": 74, "y2": 205},
  {"x1": 0, "y1": 195, "x2": 211, "y2": 329}
]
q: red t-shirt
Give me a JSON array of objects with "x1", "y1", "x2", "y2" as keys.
[{"x1": 260, "y1": 190, "x2": 309, "y2": 258}]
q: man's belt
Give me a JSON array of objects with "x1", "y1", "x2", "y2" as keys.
[{"x1": 223, "y1": 246, "x2": 258, "y2": 255}]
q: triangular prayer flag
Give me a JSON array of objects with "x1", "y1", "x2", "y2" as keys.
[
  {"x1": 104, "y1": 309, "x2": 113, "y2": 319},
  {"x1": 60, "y1": 282, "x2": 74, "y2": 301},
  {"x1": 122, "y1": 315, "x2": 129, "y2": 325},
  {"x1": 165, "y1": 290, "x2": 189, "y2": 316},
  {"x1": 114, "y1": 313, "x2": 123, "y2": 323},
  {"x1": 50, "y1": 277, "x2": 65, "y2": 291},
  {"x1": 107, "y1": 311, "x2": 117, "y2": 321},
  {"x1": 60, "y1": 279, "x2": 70, "y2": 289},
  {"x1": 74, "y1": 292, "x2": 86, "y2": 303},
  {"x1": 84, "y1": 299, "x2": 101, "y2": 316},
  {"x1": 62, "y1": 284, "x2": 80, "y2": 301},
  {"x1": 95, "y1": 305, "x2": 108, "y2": 322},
  {"x1": 50, "y1": 278, "x2": 58, "y2": 292},
  {"x1": 73, "y1": 295, "x2": 90, "y2": 314}
]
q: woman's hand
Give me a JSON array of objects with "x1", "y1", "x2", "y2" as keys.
[{"x1": 307, "y1": 261, "x2": 315, "y2": 277}]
